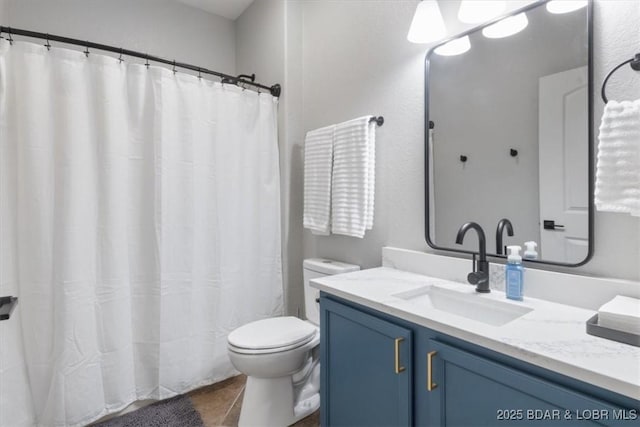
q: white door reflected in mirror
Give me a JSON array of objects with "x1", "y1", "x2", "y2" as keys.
[{"x1": 538, "y1": 66, "x2": 589, "y2": 264}]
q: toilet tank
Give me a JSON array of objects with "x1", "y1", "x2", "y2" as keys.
[{"x1": 303, "y1": 258, "x2": 360, "y2": 325}]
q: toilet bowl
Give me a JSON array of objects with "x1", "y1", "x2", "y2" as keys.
[
  {"x1": 227, "y1": 258, "x2": 359, "y2": 426},
  {"x1": 228, "y1": 317, "x2": 320, "y2": 426},
  {"x1": 228, "y1": 317, "x2": 319, "y2": 379}
]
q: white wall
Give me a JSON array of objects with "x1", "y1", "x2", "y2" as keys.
[
  {"x1": 300, "y1": 0, "x2": 427, "y2": 279},
  {"x1": 237, "y1": 0, "x2": 429, "y2": 315},
  {"x1": 588, "y1": 1, "x2": 640, "y2": 280},
  {"x1": 296, "y1": 0, "x2": 640, "y2": 311},
  {"x1": 0, "y1": 0, "x2": 236, "y2": 74},
  {"x1": 235, "y1": 0, "x2": 306, "y2": 316},
  {"x1": 282, "y1": 0, "x2": 305, "y2": 316},
  {"x1": 236, "y1": 0, "x2": 284, "y2": 86},
  {"x1": 236, "y1": 0, "x2": 304, "y2": 315}
]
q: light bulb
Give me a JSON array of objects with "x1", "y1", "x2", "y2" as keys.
[
  {"x1": 457, "y1": 0, "x2": 506, "y2": 24},
  {"x1": 434, "y1": 36, "x2": 471, "y2": 56},
  {"x1": 407, "y1": 0, "x2": 447, "y2": 44},
  {"x1": 482, "y1": 13, "x2": 528, "y2": 39},
  {"x1": 546, "y1": 0, "x2": 588, "y2": 14}
]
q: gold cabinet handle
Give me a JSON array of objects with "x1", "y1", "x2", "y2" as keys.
[
  {"x1": 427, "y1": 351, "x2": 438, "y2": 391},
  {"x1": 394, "y1": 338, "x2": 406, "y2": 374}
]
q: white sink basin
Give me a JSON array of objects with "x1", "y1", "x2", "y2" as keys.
[{"x1": 393, "y1": 285, "x2": 533, "y2": 326}]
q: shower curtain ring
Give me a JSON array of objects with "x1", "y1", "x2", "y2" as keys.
[
  {"x1": 44, "y1": 34, "x2": 51, "y2": 51},
  {"x1": 172, "y1": 60, "x2": 177, "y2": 74},
  {"x1": 145, "y1": 54, "x2": 150, "y2": 69},
  {"x1": 6, "y1": 28, "x2": 14, "y2": 45},
  {"x1": 118, "y1": 48, "x2": 124, "y2": 63},
  {"x1": 83, "y1": 41, "x2": 90, "y2": 57},
  {"x1": 197, "y1": 68, "x2": 202, "y2": 79}
]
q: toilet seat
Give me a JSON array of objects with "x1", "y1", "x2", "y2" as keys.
[{"x1": 228, "y1": 316, "x2": 317, "y2": 355}]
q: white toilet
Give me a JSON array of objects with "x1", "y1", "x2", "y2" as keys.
[{"x1": 227, "y1": 258, "x2": 359, "y2": 426}]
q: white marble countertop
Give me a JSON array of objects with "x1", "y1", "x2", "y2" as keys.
[{"x1": 310, "y1": 267, "x2": 640, "y2": 401}]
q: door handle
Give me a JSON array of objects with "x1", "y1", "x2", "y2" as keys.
[
  {"x1": 394, "y1": 338, "x2": 406, "y2": 374},
  {"x1": 543, "y1": 220, "x2": 565, "y2": 230},
  {"x1": 427, "y1": 351, "x2": 438, "y2": 391}
]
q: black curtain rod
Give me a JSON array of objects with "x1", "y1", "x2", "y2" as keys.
[{"x1": 0, "y1": 26, "x2": 282, "y2": 97}]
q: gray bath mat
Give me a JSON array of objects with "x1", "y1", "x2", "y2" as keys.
[{"x1": 95, "y1": 395, "x2": 204, "y2": 427}]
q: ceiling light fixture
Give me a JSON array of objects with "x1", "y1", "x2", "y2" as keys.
[
  {"x1": 434, "y1": 36, "x2": 471, "y2": 56},
  {"x1": 407, "y1": 0, "x2": 447, "y2": 44},
  {"x1": 457, "y1": 0, "x2": 506, "y2": 24},
  {"x1": 482, "y1": 13, "x2": 529, "y2": 39},
  {"x1": 546, "y1": 0, "x2": 588, "y2": 14}
]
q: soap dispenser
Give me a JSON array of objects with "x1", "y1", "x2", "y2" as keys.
[
  {"x1": 523, "y1": 241, "x2": 538, "y2": 260},
  {"x1": 505, "y1": 245, "x2": 524, "y2": 301}
]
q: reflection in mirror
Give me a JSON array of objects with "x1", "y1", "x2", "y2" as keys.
[{"x1": 426, "y1": 1, "x2": 591, "y2": 266}]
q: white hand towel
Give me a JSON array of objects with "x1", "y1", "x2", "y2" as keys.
[
  {"x1": 303, "y1": 125, "x2": 335, "y2": 234},
  {"x1": 595, "y1": 100, "x2": 640, "y2": 217},
  {"x1": 331, "y1": 116, "x2": 376, "y2": 238},
  {"x1": 598, "y1": 295, "x2": 640, "y2": 335}
]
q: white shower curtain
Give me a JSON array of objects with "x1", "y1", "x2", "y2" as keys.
[{"x1": 0, "y1": 39, "x2": 283, "y2": 427}]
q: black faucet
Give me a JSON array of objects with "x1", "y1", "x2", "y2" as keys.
[
  {"x1": 455, "y1": 222, "x2": 490, "y2": 293},
  {"x1": 495, "y1": 218, "x2": 514, "y2": 255}
]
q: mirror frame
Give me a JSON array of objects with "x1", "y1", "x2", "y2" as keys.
[{"x1": 424, "y1": 0, "x2": 594, "y2": 267}]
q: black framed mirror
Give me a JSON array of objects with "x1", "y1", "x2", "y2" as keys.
[{"x1": 425, "y1": 0, "x2": 593, "y2": 267}]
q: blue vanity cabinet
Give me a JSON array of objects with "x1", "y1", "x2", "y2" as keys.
[
  {"x1": 425, "y1": 339, "x2": 627, "y2": 426},
  {"x1": 320, "y1": 294, "x2": 639, "y2": 427},
  {"x1": 320, "y1": 296, "x2": 413, "y2": 426}
]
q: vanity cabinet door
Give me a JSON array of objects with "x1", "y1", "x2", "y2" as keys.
[
  {"x1": 426, "y1": 340, "x2": 626, "y2": 426},
  {"x1": 320, "y1": 297, "x2": 413, "y2": 426}
]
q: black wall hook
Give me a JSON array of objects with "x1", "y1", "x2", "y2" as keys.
[
  {"x1": 460, "y1": 155, "x2": 468, "y2": 163},
  {"x1": 0, "y1": 296, "x2": 18, "y2": 321},
  {"x1": 369, "y1": 116, "x2": 384, "y2": 127},
  {"x1": 510, "y1": 148, "x2": 518, "y2": 157}
]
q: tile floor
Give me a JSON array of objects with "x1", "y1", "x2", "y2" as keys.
[{"x1": 188, "y1": 375, "x2": 320, "y2": 427}]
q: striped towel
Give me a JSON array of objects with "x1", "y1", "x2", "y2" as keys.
[
  {"x1": 595, "y1": 100, "x2": 640, "y2": 217},
  {"x1": 331, "y1": 116, "x2": 376, "y2": 238},
  {"x1": 303, "y1": 125, "x2": 335, "y2": 234}
]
